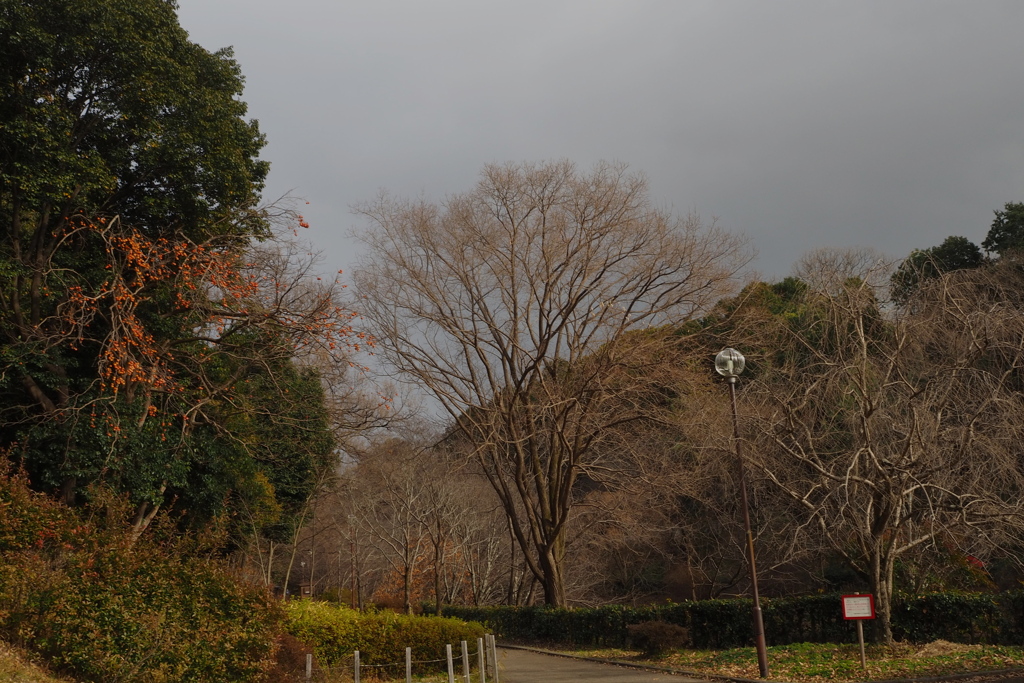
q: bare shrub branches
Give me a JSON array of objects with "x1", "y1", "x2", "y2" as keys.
[{"x1": 742, "y1": 257, "x2": 1024, "y2": 642}]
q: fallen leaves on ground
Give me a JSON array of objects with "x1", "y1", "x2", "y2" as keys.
[{"x1": 559, "y1": 641, "x2": 1024, "y2": 682}]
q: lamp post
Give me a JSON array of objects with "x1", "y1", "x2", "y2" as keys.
[{"x1": 715, "y1": 347, "x2": 769, "y2": 678}]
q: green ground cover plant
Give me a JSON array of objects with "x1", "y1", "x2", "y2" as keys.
[
  {"x1": 562, "y1": 641, "x2": 1024, "y2": 682},
  {"x1": 0, "y1": 470, "x2": 282, "y2": 682}
]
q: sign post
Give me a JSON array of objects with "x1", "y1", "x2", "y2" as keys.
[{"x1": 841, "y1": 593, "x2": 876, "y2": 669}]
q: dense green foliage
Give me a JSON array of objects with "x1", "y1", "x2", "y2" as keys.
[
  {"x1": 890, "y1": 203, "x2": 1024, "y2": 302},
  {"x1": 285, "y1": 601, "x2": 486, "y2": 675},
  {"x1": 0, "y1": 0, "x2": 268, "y2": 497},
  {"x1": 0, "y1": 0, "x2": 338, "y2": 536},
  {"x1": 444, "y1": 592, "x2": 1024, "y2": 649},
  {"x1": 982, "y1": 202, "x2": 1024, "y2": 256},
  {"x1": 0, "y1": 470, "x2": 282, "y2": 682},
  {"x1": 890, "y1": 235, "x2": 983, "y2": 302},
  {"x1": 181, "y1": 360, "x2": 337, "y2": 541},
  {"x1": 0, "y1": 0, "x2": 268, "y2": 240}
]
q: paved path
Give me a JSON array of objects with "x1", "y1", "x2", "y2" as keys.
[{"x1": 496, "y1": 647, "x2": 709, "y2": 683}]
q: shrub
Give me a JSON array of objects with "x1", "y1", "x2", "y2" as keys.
[
  {"x1": 264, "y1": 633, "x2": 318, "y2": 683},
  {"x1": 24, "y1": 546, "x2": 282, "y2": 682},
  {"x1": 285, "y1": 601, "x2": 485, "y2": 675},
  {"x1": 0, "y1": 472, "x2": 282, "y2": 682},
  {"x1": 0, "y1": 469, "x2": 76, "y2": 553},
  {"x1": 626, "y1": 621, "x2": 690, "y2": 657}
]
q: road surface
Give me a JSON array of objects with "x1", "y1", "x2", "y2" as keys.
[{"x1": 496, "y1": 647, "x2": 710, "y2": 683}]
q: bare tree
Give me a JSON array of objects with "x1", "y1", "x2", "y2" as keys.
[
  {"x1": 585, "y1": 372, "x2": 819, "y2": 604},
  {"x1": 452, "y1": 502, "x2": 509, "y2": 605},
  {"x1": 354, "y1": 160, "x2": 750, "y2": 605},
  {"x1": 744, "y1": 257, "x2": 1024, "y2": 643},
  {"x1": 792, "y1": 246, "x2": 891, "y2": 295},
  {"x1": 350, "y1": 440, "x2": 431, "y2": 614}
]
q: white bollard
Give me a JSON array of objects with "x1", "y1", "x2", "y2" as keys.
[
  {"x1": 446, "y1": 643, "x2": 455, "y2": 683},
  {"x1": 354, "y1": 649, "x2": 360, "y2": 683},
  {"x1": 484, "y1": 635, "x2": 492, "y2": 680},
  {"x1": 306, "y1": 653, "x2": 312, "y2": 681},
  {"x1": 461, "y1": 640, "x2": 470, "y2": 683},
  {"x1": 488, "y1": 634, "x2": 500, "y2": 683},
  {"x1": 478, "y1": 637, "x2": 486, "y2": 683},
  {"x1": 406, "y1": 646, "x2": 412, "y2": 683}
]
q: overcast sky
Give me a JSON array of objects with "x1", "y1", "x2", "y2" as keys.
[{"x1": 177, "y1": 1, "x2": 1024, "y2": 281}]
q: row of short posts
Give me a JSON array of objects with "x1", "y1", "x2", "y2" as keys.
[{"x1": 340, "y1": 634, "x2": 499, "y2": 683}]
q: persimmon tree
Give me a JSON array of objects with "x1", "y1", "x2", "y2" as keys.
[
  {"x1": 0, "y1": 0, "x2": 369, "y2": 534},
  {"x1": 1, "y1": 208, "x2": 364, "y2": 533},
  {"x1": 354, "y1": 160, "x2": 749, "y2": 605}
]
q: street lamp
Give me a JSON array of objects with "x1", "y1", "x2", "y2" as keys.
[{"x1": 715, "y1": 347, "x2": 769, "y2": 678}]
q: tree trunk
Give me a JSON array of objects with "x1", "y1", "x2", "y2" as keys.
[
  {"x1": 59, "y1": 476, "x2": 77, "y2": 506},
  {"x1": 354, "y1": 543, "x2": 364, "y2": 610},
  {"x1": 537, "y1": 538, "x2": 567, "y2": 607},
  {"x1": 433, "y1": 535, "x2": 443, "y2": 616},
  {"x1": 128, "y1": 481, "x2": 167, "y2": 544},
  {"x1": 404, "y1": 560, "x2": 414, "y2": 615},
  {"x1": 870, "y1": 547, "x2": 896, "y2": 644},
  {"x1": 266, "y1": 541, "x2": 276, "y2": 587},
  {"x1": 506, "y1": 516, "x2": 517, "y2": 605}
]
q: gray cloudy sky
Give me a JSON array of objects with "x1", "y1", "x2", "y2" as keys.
[{"x1": 177, "y1": 1, "x2": 1024, "y2": 280}]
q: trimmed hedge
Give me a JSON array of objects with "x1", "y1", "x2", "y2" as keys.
[
  {"x1": 443, "y1": 591, "x2": 1024, "y2": 649},
  {"x1": 892, "y1": 592, "x2": 1024, "y2": 645},
  {"x1": 285, "y1": 601, "x2": 486, "y2": 675}
]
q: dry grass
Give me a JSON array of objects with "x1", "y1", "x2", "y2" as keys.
[{"x1": 0, "y1": 642, "x2": 74, "y2": 683}]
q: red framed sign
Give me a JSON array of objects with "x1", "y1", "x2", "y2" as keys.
[{"x1": 841, "y1": 594, "x2": 876, "y2": 620}]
